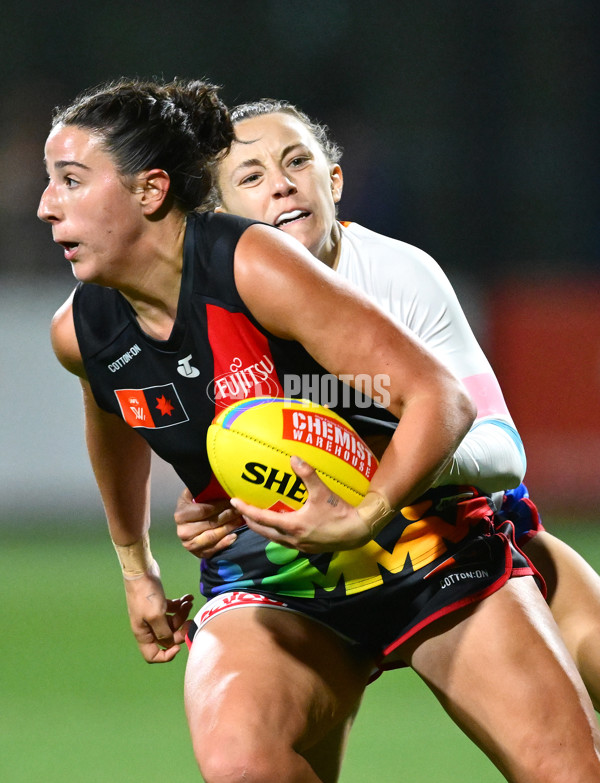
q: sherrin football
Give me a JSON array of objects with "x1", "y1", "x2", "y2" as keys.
[{"x1": 206, "y1": 397, "x2": 378, "y2": 511}]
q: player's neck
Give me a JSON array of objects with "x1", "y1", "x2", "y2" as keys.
[
  {"x1": 120, "y1": 217, "x2": 186, "y2": 340},
  {"x1": 319, "y1": 221, "x2": 342, "y2": 270}
]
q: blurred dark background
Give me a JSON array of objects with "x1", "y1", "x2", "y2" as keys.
[{"x1": 1, "y1": 0, "x2": 599, "y2": 516}]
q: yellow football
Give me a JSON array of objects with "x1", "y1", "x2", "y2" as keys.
[{"x1": 206, "y1": 397, "x2": 378, "y2": 511}]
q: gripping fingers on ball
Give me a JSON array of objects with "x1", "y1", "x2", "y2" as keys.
[
  {"x1": 191, "y1": 531, "x2": 237, "y2": 552},
  {"x1": 208, "y1": 398, "x2": 378, "y2": 514}
]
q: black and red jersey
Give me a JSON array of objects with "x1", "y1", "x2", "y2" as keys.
[
  {"x1": 73, "y1": 211, "x2": 392, "y2": 499},
  {"x1": 73, "y1": 211, "x2": 535, "y2": 602}
]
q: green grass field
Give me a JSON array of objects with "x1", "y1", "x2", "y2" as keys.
[{"x1": 3, "y1": 517, "x2": 599, "y2": 782}]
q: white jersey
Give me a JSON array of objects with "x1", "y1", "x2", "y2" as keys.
[{"x1": 337, "y1": 221, "x2": 525, "y2": 493}]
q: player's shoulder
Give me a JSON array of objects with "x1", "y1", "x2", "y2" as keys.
[
  {"x1": 339, "y1": 221, "x2": 449, "y2": 283},
  {"x1": 191, "y1": 210, "x2": 264, "y2": 251},
  {"x1": 50, "y1": 289, "x2": 85, "y2": 378},
  {"x1": 50, "y1": 289, "x2": 75, "y2": 340}
]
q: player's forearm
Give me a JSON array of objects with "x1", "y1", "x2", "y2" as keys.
[
  {"x1": 370, "y1": 381, "x2": 476, "y2": 514},
  {"x1": 90, "y1": 456, "x2": 153, "y2": 550},
  {"x1": 100, "y1": 481, "x2": 156, "y2": 578},
  {"x1": 82, "y1": 380, "x2": 156, "y2": 570},
  {"x1": 97, "y1": 474, "x2": 155, "y2": 577},
  {"x1": 82, "y1": 383, "x2": 153, "y2": 539}
]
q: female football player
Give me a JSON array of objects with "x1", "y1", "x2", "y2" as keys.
[
  {"x1": 175, "y1": 99, "x2": 600, "y2": 716},
  {"x1": 40, "y1": 79, "x2": 600, "y2": 782}
]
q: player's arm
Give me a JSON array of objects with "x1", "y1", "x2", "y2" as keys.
[
  {"x1": 434, "y1": 418, "x2": 526, "y2": 493},
  {"x1": 82, "y1": 384, "x2": 193, "y2": 662},
  {"x1": 51, "y1": 299, "x2": 193, "y2": 661},
  {"x1": 384, "y1": 251, "x2": 526, "y2": 494},
  {"x1": 232, "y1": 224, "x2": 476, "y2": 552}
]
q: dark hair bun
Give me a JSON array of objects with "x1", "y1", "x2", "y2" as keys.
[
  {"x1": 51, "y1": 77, "x2": 235, "y2": 211},
  {"x1": 164, "y1": 79, "x2": 234, "y2": 162}
]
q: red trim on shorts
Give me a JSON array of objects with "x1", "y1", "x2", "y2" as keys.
[
  {"x1": 379, "y1": 532, "x2": 534, "y2": 666},
  {"x1": 185, "y1": 591, "x2": 290, "y2": 650},
  {"x1": 515, "y1": 497, "x2": 546, "y2": 545}
]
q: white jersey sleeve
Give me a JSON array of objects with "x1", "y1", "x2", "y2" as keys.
[{"x1": 336, "y1": 222, "x2": 525, "y2": 493}]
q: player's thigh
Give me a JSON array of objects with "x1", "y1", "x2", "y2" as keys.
[
  {"x1": 523, "y1": 530, "x2": 600, "y2": 626},
  {"x1": 398, "y1": 577, "x2": 600, "y2": 781},
  {"x1": 185, "y1": 606, "x2": 371, "y2": 753},
  {"x1": 524, "y1": 531, "x2": 600, "y2": 709}
]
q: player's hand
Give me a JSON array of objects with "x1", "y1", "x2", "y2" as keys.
[
  {"x1": 123, "y1": 566, "x2": 194, "y2": 663},
  {"x1": 174, "y1": 488, "x2": 241, "y2": 559},
  {"x1": 231, "y1": 456, "x2": 373, "y2": 553}
]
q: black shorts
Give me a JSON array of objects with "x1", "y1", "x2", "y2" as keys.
[{"x1": 187, "y1": 516, "x2": 540, "y2": 675}]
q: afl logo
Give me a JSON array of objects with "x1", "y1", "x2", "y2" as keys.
[{"x1": 177, "y1": 354, "x2": 200, "y2": 378}]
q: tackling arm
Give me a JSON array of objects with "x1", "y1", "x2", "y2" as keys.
[
  {"x1": 434, "y1": 418, "x2": 526, "y2": 494},
  {"x1": 230, "y1": 225, "x2": 476, "y2": 551}
]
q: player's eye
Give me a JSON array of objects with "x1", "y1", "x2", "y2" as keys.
[
  {"x1": 239, "y1": 172, "x2": 261, "y2": 186},
  {"x1": 288, "y1": 156, "x2": 310, "y2": 169}
]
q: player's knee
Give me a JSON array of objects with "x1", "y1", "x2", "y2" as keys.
[
  {"x1": 197, "y1": 739, "x2": 287, "y2": 783},
  {"x1": 200, "y1": 755, "x2": 284, "y2": 783},
  {"x1": 509, "y1": 728, "x2": 600, "y2": 783},
  {"x1": 518, "y1": 753, "x2": 600, "y2": 783},
  {"x1": 568, "y1": 630, "x2": 600, "y2": 712}
]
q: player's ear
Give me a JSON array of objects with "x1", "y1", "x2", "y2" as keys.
[
  {"x1": 136, "y1": 169, "x2": 171, "y2": 214},
  {"x1": 330, "y1": 164, "x2": 343, "y2": 204}
]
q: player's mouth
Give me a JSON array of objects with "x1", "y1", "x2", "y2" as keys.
[
  {"x1": 58, "y1": 241, "x2": 80, "y2": 261},
  {"x1": 274, "y1": 209, "x2": 311, "y2": 228}
]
